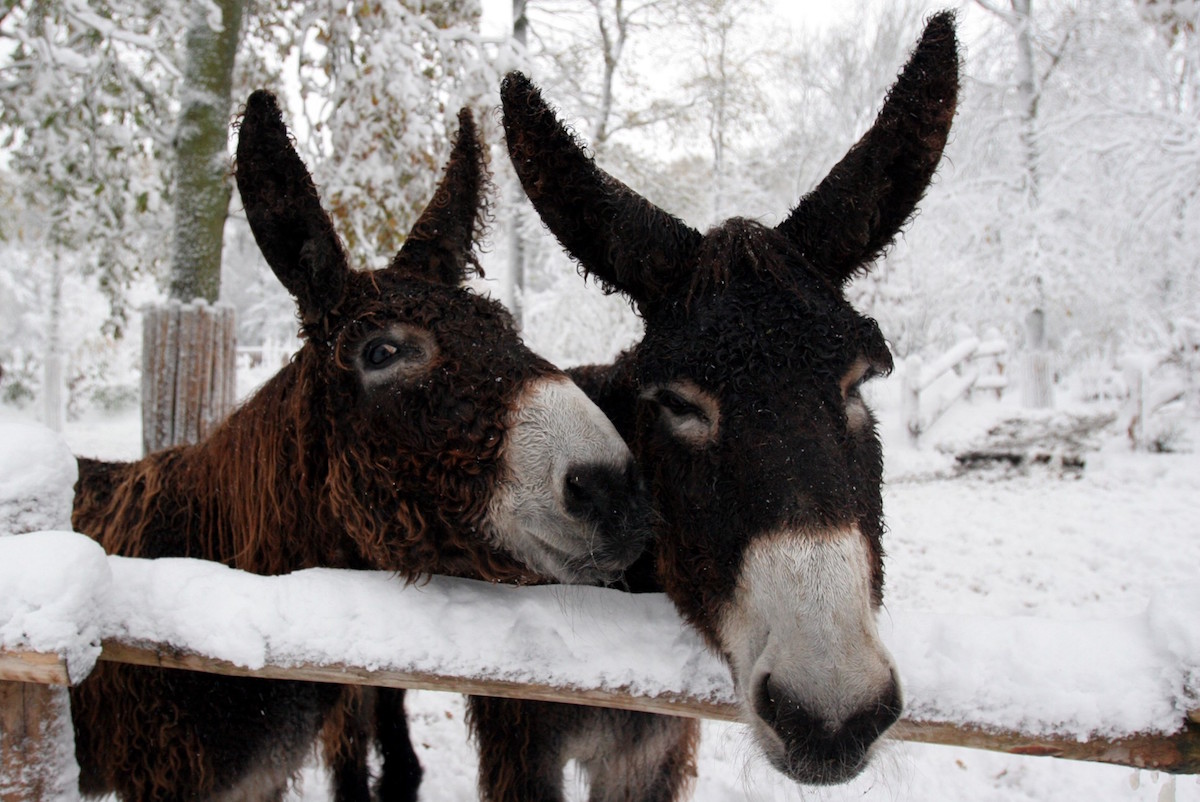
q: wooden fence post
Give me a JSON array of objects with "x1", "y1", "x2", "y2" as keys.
[
  {"x1": 0, "y1": 681, "x2": 78, "y2": 801},
  {"x1": 1022, "y1": 308, "x2": 1054, "y2": 409},
  {"x1": 1123, "y1": 358, "x2": 1149, "y2": 450},
  {"x1": 141, "y1": 301, "x2": 237, "y2": 455},
  {"x1": 903, "y1": 355, "x2": 923, "y2": 447}
]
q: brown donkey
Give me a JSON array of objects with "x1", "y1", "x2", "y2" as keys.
[
  {"x1": 461, "y1": 12, "x2": 960, "y2": 800},
  {"x1": 68, "y1": 91, "x2": 653, "y2": 801}
]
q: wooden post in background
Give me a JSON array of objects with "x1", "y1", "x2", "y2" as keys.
[
  {"x1": 141, "y1": 301, "x2": 237, "y2": 455},
  {"x1": 1022, "y1": 308, "x2": 1054, "y2": 409}
]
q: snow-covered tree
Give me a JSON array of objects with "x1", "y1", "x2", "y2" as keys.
[
  {"x1": 168, "y1": 0, "x2": 245, "y2": 304},
  {"x1": 279, "y1": 0, "x2": 492, "y2": 267},
  {"x1": 0, "y1": 0, "x2": 178, "y2": 420}
]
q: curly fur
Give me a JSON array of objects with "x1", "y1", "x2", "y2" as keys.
[
  {"x1": 68, "y1": 92, "x2": 568, "y2": 801},
  {"x1": 456, "y1": 13, "x2": 960, "y2": 801}
]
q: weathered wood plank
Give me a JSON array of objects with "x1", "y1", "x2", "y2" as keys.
[
  {"x1": 0, "y1": 653, "x2": 68, "y2": 687},
  {"x1": 0, "y1": 681, "x2": 79, "y2": 800},
  {"x1": 96, "y1": 640, "x2": 735, "y2": 722},
  {"x1": 141, "y1": 302, "x2": 237, "y2": 454},
  {"x1": 3, "y1": 644, "x2": 1197, "y2": 775},
  {"x1": 96, "y1": 643, "x2": 1200, "y2": 775},
  {"x1": 891, "y1": 719, "x2": 1200, "y2": 775}
]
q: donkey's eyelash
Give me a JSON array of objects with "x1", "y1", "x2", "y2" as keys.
[
  {"x1": 655, "y1": 389, "x2": 708, "y2": 421},
  {"x1": 362, "y1": 337, "x2": 425, "y2": 369},
  {"x1": 855, "y1": 367, "x2": 879, "y2": 388}
]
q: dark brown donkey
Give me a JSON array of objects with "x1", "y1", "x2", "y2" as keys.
[
  {"x1": 68, "y1": 91, "x2": 653, "y2": 801},
  {"x1": 460, "y1": 13, "x2": 960, "y2": 801}
]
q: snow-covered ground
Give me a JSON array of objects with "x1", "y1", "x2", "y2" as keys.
[{"x1": 2, "y1": 369, "x2": 1198, "y2": 802}]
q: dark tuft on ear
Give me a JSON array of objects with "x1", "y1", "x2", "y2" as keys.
[
  {"x1": 777, "y1": 10, "x2": 959, "y2": 286},
  {"x1": 236, "y1": 90, "x2": 348, "y2": 326},
  {"x1": 500, "y1": 71, "x2": 701, "y2": 313},
  {"x1": 388, "y1": 107, "x2": 490, "y2": 286}
]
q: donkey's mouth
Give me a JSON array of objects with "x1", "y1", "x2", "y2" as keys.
[
  {"x1": 747, "y1": 680, "x2": 901, "y2": 786},
  {"x1": 519, "y1": 529, "x2": 630, "y2": 586}
]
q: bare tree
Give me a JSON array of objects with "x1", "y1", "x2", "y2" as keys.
[
  {"x1": 682, "y1": 0, "x2": 770, "y2": 222},
  {"x1": 524, "y1": 0, "x2": 687, "y2": 154},
  {"x1": 974, "y1": 0, "x2": 1075, "y2": 407}
]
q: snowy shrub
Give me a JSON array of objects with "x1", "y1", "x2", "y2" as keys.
[{"x1": 0, "y1": 351, "x2": 37, "y2": 407}]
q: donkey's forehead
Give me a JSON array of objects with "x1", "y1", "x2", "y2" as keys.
[
  {"x1": 641, "y1": 276, "x2": 888, "y2": 387},
  {"x1": 687, "y1": 218, "x2": 828, "y2": 293},
  {"x1": 337, "y1": 272, "x2": 514, "y2": 328}
]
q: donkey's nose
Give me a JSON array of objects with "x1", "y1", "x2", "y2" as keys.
[
  {"x1": 563, "y1": 459, "x2": 641, "y2": 523},
  {"x1": 563, "y1": 459, "x2": 652, "y2": 566},
  {"x1": 754, "y1": 673, "x2": 902, "y2": 784}
]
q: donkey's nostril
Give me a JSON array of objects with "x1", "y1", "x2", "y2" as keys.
[
  {"x1": 753, "y1": 672, "x2": 902, "y2": 784},
  {"x1": 563, "y1": 465, "x2": 615, "y2": 518},
  {"x1": 844, "y1": 680, "x2": 903, "y2": 745}
]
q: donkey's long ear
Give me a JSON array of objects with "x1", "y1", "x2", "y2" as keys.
[
  {"x1": 237, "y1": 90, "x2": 348, "y2": 325},
  {"x1": 387, "y1": 108, "x2": 486, "y2": 285},
  {"x1": 777, "y1": 11, "x2": 959, "y2": 286},
  {"x1": 501, "y1": 72, "x2": 702, "y2": 311}
]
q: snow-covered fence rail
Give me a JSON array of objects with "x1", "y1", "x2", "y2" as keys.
[
  {"x1": 903, "y1": 330, "x2": 1008, "y2": 446},
  {"x1": 2, "y1": 531, "x2": 1199, "y2": 782},
  {"x1": 1121, "y1": 353, "x2": 1192, "y2": 451},
  {"x1": 5, "y1": 644, "x2": 1200, "y2": 776}
]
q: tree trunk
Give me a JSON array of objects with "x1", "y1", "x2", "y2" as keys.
[
  {"x1": 1012, "y1": 0, "x2": 1040, "y2": 204},
  {"x1": 145, "y1": 0, "x2": 244, "y2": 452},
  {"x1": 167, "y1": 0, "x2": 245, "y2": 303},
  {"x1": 1009, "y1": 1, "x2": 1054, "y2": 409},
  {"x1": 1021, "y1": 307, "x2": 1054, "y2": 408}
]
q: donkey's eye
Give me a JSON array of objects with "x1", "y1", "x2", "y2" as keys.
[
  {"x1": 840, "y1": 357, "x2": 881, "y2": 400},
  {"x1": 356, "y1": 327, "x2": 436, "y2": 383},
  {"x1": 848, "y1": 368, "x2": 877, "y2": 396},
  {"x1": 366, "y1": 340, "x2": 399, "y2": 367},
  {"x1": 365, "y1": 339, "x2": 425, "y2": 368},
  {"x1": 641, "y1": 381, "x2": 720, "y2": 447},
  {"x1": 655, "y1": 389, "x2": 708, "y2": 422}
]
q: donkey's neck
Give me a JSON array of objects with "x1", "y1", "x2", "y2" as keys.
[{"x1": 73, "y1": 361, "x2": 346, "y2": 574}]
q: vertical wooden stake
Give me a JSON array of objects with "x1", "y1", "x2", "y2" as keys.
[
  {"x1": 1021, "y1": 308, "x2": 1054, "y2": 409},
  {"x1": 141, "y1": 301, "x2": 237, "y2": 455},
  {"x1": 903, "y1": 355, "x2": 923, "y2": 447},
  {"x1": 0, "y1": 681, "x2": 79, "y2": 801}
]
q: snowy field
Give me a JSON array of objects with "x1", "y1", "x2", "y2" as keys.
[{"x1": 2, "y1": 368, "x2": 1198, "y2": 802}]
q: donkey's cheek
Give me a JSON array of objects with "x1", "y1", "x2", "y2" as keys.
[{"x1": 485, "y1": 376, "x2": 650, "y2": 584}]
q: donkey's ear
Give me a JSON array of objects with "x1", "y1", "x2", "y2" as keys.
[
  {"x1": 386, "y1": 108, "x2": 487, "y2": 285},
  {"x1": 236, "y1": 90, "x2": 348, "y2": 325},
  {"x1": 777, "y1": 11, "x2": 959, "y2": 286},
  {"x1": 501, "y1": 72, "x2": 702, "y2": 312}
]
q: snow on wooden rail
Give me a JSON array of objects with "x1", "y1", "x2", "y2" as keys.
[{"x1": 2, "y1": 531, "x2": 1199, "y2": 776}]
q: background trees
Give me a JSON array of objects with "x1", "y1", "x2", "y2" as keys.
[{"x1": 1, "y1": 0, "x2": 1198, "y2": 420}]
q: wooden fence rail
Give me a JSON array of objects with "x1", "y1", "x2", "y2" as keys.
[{"x1": 2, "y1": 643, "x2": 1197, "y2": 776}]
